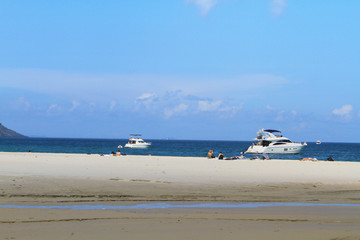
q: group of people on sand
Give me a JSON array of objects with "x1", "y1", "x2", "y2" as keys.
[
  {"x1": 300, "y1": 156, "x2": 334, "y2": 162},
  {"x1": 207, "y1": 149, "x2": 225, "y2": 159},
  {"x1": 207, "y1": 149, "x2": 246, "y2": 160},
  {"x1": 100, "y1": 150, "x2": 127, "y2": 156},
  {"x1": 208, "y1": 149, "x2": 336, "y2": 162}
]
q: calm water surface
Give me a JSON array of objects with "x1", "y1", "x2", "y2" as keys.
[{"x1": 1, "y1": 138, "x2": 360, "y2": 162}]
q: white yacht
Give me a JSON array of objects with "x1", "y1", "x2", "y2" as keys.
[
  {"x1": 245, "y1": 129, "x2": 307, "y2": 154},
  {"x1": 124, "y1": 135, "x2": 151, "y2": 148},
  {"x1": 316, "y1": 140, "x2": 321, "y2": 144}
]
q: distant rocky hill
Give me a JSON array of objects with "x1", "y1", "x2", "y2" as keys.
[{"x1": 0, "y1": 123, "x2": 27, "y2": 138}]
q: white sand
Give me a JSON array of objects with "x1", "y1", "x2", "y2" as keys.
[
  {"x1": 2, "y1": 152, "x2": 360, "y2": 240},
  {"x1": 1, "y1": 152, "x2": 360, "y2": 185}
]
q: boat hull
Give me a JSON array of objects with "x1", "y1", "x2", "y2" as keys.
[
  {"x1": 245, "y1": 144, "x2": 306, "y2": 154},
  {"x1": 124, "y1": 143, "x2": 151, "y2": 148}
]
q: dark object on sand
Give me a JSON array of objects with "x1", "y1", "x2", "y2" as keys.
[{"x1": 327, "y1": 156, "x2": 334, "y2": 161}]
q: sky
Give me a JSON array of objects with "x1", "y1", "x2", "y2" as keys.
[{"x1": 0, "y1": 0, "x2": 360, "y2": 142}]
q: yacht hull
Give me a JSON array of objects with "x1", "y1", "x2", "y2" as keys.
[
  {"x1": 246, "y1": 144, "x2": 306, "y2": 154},
  {"x1": 124, "y1": 143, "x2": 151, "y2": 148}
]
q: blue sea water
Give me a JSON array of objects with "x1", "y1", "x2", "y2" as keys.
[{"x1": 1, "y1": 138, "x2": 360, "y2": 162}]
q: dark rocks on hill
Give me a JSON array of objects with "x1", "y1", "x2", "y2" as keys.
[{"x1": 0, "y1": 123, "x2": 27, "y2": 138}]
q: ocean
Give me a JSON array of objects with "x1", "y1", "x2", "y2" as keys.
[{"x1": 1, "y1": 137, "x2": 360, "y2": 162}]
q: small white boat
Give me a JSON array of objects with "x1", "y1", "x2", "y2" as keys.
[
  {"x1": 124, "y1": 134, "x2": 151, "y2": 148},
  {"x1": 316, "y1": 140, "x2": 321, "y2": 144},
  {"x1": 245, "y1": 129, "x2": 307, "y2": 154}
]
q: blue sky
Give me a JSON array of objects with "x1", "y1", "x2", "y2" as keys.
[{"x1": 1, "y1": 0, "x2": 359, "y2": 142}]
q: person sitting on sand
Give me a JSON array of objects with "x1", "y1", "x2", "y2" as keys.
[
  {"x1": 224, "y1": 155, "x2": 244, "y2": 160},
  {"x1": 300, "y1": 157, "x2": 318, "y2": 161},
  {"x1": 218, "y1": 152, "x2": 224, "y2": 160},
  {"x1": 207, "y1": 150, "x2": 215, "y2": 158},
  {"x1": 116, "y1": 150, "x2": 121, "y2": 156}
]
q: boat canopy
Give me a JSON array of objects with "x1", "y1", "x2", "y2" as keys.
[{"x1": 264, "y1": 129, "x2": 281, "y2": 133}]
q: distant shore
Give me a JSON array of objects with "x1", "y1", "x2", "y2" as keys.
[{"x1": 1, "y1": 152, "x2": 360, "y2": 240}]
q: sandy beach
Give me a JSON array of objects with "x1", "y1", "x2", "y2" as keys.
[{"x1": 1, "y1": 152, "x2": 360, "y2": 239}]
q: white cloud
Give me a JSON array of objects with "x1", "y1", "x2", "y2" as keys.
[
  {"x1": 266, "y1": 104, "x2": 276, "y2": 111},
  {"x1": 134, "y1": 91, "x2": 243, "y2": 119},
  {"x1": 47, "y1": 104, "x2": 62, "y2": 115},
  {"x1": 164, "y1": 104, "x2": 189, "y2": 118},
  {"x1": 136, "y1": 93, "x2": 156, "y2": 100},
  {"x1": 187, "y1": 0, "x2": 218, "y2": 15},
  {"x1": 69, "y1": 100, "x2": 80, "y2": 112},
  {"x1": 135, "y1": 93, "x2": 158, "y2": 111},
  {"x1": 136, "y1": 91, "x2": 187, "y2": 116},
  {"x1": 198, "y1": 100, "x2": 242, "y2": 118},
  {"x1": 198, "y1": 100, "x2": 222, "y2": 111},
  {"x1": 218, "y1": 104, "x2": 243, "y2": 118},
  {"x1": 332, "y1": 105, "x2": 353, "y2": 116},
  {"x1": 332, "y1": 104, "x2": 353, "y2": 120},
  {"x1": 271, "y1": 0, "x2": 286, "y2": 16}
]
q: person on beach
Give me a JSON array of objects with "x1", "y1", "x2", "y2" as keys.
[
  {"x1": 218, "y1": 152, "x2": 224, "y2": 160},
  {"x1": 300, "y1": 157, "x2": 318, "y2": 161},
  {"x1": 207, "y1": 150, "x2": 214, "y2": 158},
  {"x1": 116, "y1": 150, "x2": 121, "y2": 156},
  {"x1": 226, "y1": 155, "x2": 246, "y2": 160}
]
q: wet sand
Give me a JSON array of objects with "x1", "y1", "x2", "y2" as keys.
[
  {"x1": 1, "y1": 152, "x2": 360, "y2": 239},
  {"x1": 1, "y1": 206, "x2": 360, "y2": 240}
]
